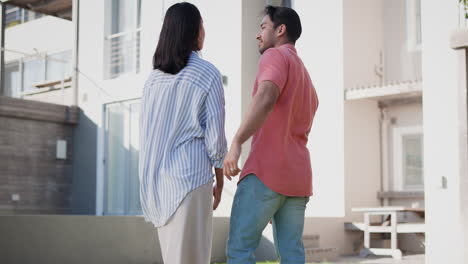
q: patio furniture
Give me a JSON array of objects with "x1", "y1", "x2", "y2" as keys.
[{"x1": 345, "y1": 206, "x2": 425, "y2": 260}]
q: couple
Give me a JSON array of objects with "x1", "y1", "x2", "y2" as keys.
[{"x1": 139, "y1": 2, "x2": 319, "y2": 264}]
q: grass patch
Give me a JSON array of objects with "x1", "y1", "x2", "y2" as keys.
[{"x1": 213, "y1": 262, "x2": 333, "y2": 264}]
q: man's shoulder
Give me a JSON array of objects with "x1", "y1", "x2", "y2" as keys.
[
  {"x1": 260, "y1": 47, "x2": 289, "y2": 65},
  {"x1": 262, "y1": 47, "x2": 285, "y2": 57}
]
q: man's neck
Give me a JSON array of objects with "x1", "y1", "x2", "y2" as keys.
[{"x1": 274, "y1": 40, "x2": 294, "y2": 48}]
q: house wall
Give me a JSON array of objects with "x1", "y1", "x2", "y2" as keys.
[
  {"x1": 295, "y1": 0, "x2": 345, "y2": 218},
  {"x1": 296, "y1": 0, "x2": 381, "y2": 255},
  {"x1": 342, "y1": 0, "x2": 384, "y2": 222},
  {"x1": 422, "y1": 1, "x2": 467, "y2": 263},
  {"x1": 0, "y1": 215, "x2": 235, "y2": 263},
  {"x1": 0, "y1": 96, "x2": 77, "y2": 215},
  {"x1": 301, "y1": 99, "x2": 381, "y2": 256},
  {"x1": 304, "y1": 0, "x2": 425, "y2": 255},
  {"x1": 343, "y1": 0, "x2": 383, "y2": 89},
  {"x1": 23, "y1": 86, "x2": 74, "y2": 106},
  {"x1": 382, "y1": 0, "x2": 422, "y2": 83},
  {"x1": 5, "y1": 16, "x2": 72, "y2": 62}
]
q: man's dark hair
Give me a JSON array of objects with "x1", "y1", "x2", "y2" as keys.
[
  {"x1": 153, "y1": 2, "x2": 201, "y2": 74},
  {"x1": 263, "y1": 5, "x2": 302, "y2": 43}
]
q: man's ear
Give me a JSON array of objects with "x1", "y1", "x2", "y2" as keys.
[{"x1": 277, "y1": 24, "x2": 287, "y2": 38}]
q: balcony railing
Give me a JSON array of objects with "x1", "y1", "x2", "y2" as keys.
[{"x1": 104, "y1": 28, "x2": 141, "y2": 79}]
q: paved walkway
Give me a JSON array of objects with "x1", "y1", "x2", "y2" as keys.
[{"x1": 332, "y1": 254, "x2": 424, "y2": 264}]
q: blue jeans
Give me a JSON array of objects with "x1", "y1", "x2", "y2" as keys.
[{"x1": 227, "y1": 174, "x2": 309, "y2": 264}]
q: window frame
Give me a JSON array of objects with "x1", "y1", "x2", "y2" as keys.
[
  {"x1": 45, "y1": 50, "x2": 73, "y2": 82},
  {"x1": 406, "y1": 0, "x2": 422, "y2": 52},
  {"x1": 392, "y1": 126, "x2": 424, "y2": 191},
  {"x1": 4, "y1": 61, "x2": 21, "y2": 98},
  {"x1": 103, "y1": 0, "x2": 142, "y2": 79},
  {"x1": 102, "y1": 99, "x2": 142, "y2": 216},
  {"x1": 21, "y1": 53, "x2": 47, "y2": 92}
]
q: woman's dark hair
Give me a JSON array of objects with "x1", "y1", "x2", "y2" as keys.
[
  {"x1": 264, "y1": 5, "x2": 302, "y2": 43},
  {"x1": 153, "y1": 2, "x2": 202, "y2": 74}
]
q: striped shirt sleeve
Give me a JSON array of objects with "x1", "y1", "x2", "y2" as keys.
[{"x1": 204, "y1": 73, "x2": 227, "y2": 168}]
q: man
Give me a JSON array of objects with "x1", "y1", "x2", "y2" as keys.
[{"x1": 223, "y1": 5, "x2": 319, "y2": 264}]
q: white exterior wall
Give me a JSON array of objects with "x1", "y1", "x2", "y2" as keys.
[
  {"x1": 299, "y1": 0, "x2": 381, "y2": 255},
  {"x1": 343, "y1": 0, "x2": 383, "y2": 220},
  {"x1": 303, "y1": 99, "x2": 380, "y2": 255},
  {"x1": 5, "y1": 16, "x2": 72, "y2": 62},
  {"x1": 295, "y1": 0, "x2": 345, "y2": 218},
  {"x1": 343, "y1": 0, "x2": 383, "y2": 89},
  {"x1": 422, "y1": 1, "x2": 466, "y2": 263},
  {"x1": 342, "y1": 99, "x2": 381, "y2": 252},
  {"x1": 383, "y1": 0, "x2": 422, "y2": 83}
]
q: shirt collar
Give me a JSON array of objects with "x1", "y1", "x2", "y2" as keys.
[
  {"x1": 280, "y1": 43, "x2": 297, "y2": 53},
  {"x1": 191, "y1": 50, "x2": 201, "y2": 58}
]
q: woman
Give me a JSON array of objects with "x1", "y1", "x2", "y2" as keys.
[{"x1": 139, "y1": 3, "x2": 226, "y2": 264}]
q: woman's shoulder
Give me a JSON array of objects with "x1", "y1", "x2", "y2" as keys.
[{"x1": 188, "y1": 52, "x2": 221, "y2": 79}]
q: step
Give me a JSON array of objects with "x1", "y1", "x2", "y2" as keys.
[
  {"x1": 302, "y1": 234, "x2": 320, "y2": 248},
  {"x1": 305, "y1": 247, "x2": 339, "y2": 263}
]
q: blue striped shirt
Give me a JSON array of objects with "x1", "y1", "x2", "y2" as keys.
[{"x1": 139, "y1": 52, "x2": 227, "y2": 227}]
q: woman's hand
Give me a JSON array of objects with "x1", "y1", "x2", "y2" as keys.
[{"x1": 213, "y1": 168, "x2": 224, "y2": 210}]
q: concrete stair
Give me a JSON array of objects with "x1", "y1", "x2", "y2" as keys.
[{"x1": 303, "y1": 234, "x2": 339, "y2": 263}]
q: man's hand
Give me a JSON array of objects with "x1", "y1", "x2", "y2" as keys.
[
  {"x1": 223, "y1": 141, "x2": 242, "y2": 180},
  {"x1": 213, "y1": 168, "x2": 224, "y2": 210}
]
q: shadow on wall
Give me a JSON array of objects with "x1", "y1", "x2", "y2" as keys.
[
  {"x1": 0, "y1": 215, "x2": 276, "y2": 264},
  {"x1": 71, "y1": 108, "x2": 97, "y2": 214}
]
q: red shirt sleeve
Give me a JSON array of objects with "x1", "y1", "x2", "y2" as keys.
[{"x1": 257, "y1": 48, "x2": 288, "y2": 94}]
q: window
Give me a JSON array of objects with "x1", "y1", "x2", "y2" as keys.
[
  {"x1": 104, "y1": 0, "x2": 142, "y2": 79},
  {"x1": 4, "y1": 62, "x2": 20, "y2": 98},
  {"x1": 5, "y1": 4, "x2": 43, "y2": 28},
  {"x1": 104, "y1": 100, "x2": 142, "y2": 215},
  {"x1": 22, "y1": 56, "x2": 45, "y2": 91},
  {"x1": 393, "y1": 126, "x2": 424, "y2": 191},
  {"x1": 46, "y1": 50, "x2": 72, "y2": 81},
  {"x1": 406, "y1": 0, "x2": 422, "y2": 51},
  {"x1": 402, "y1": 134, "x2": 424, "y2": 187},
  {"x1": 1, "y1": 50, "x2": 72, "y2": 97}
]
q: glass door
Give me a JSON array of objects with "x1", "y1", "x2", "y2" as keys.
[{"x1": 104, "y1": 100, "x2": 142, "y2": 215}]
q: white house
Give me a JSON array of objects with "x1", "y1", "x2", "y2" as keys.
[
  {"x1": 1, "y1": 3, "x2": 73, "y2": 104},
  {"x1": 1, "y1": 0, "x2": 467, "y2": 263}
]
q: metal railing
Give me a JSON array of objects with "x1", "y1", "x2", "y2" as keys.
[{"x1": 104, "y1": 28, "x2": 141, "y2": 79}]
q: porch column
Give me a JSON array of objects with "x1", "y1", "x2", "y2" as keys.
[
  {"x1": 72, "y1": 0, "x2": 79, "y2": 106},
  {"x1": 0, "y1": 3, "x2": 5, "y2": 96},
  {"x1": 450, "y1": 29, "x2": 468, "y2": 263},
  {"x1": 422, "y1": 2, "x2": 467, "y2": 263}
]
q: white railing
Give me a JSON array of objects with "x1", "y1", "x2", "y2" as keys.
[{"x1": 104, "y1": 28, "x2": 141, "y2": 79}]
